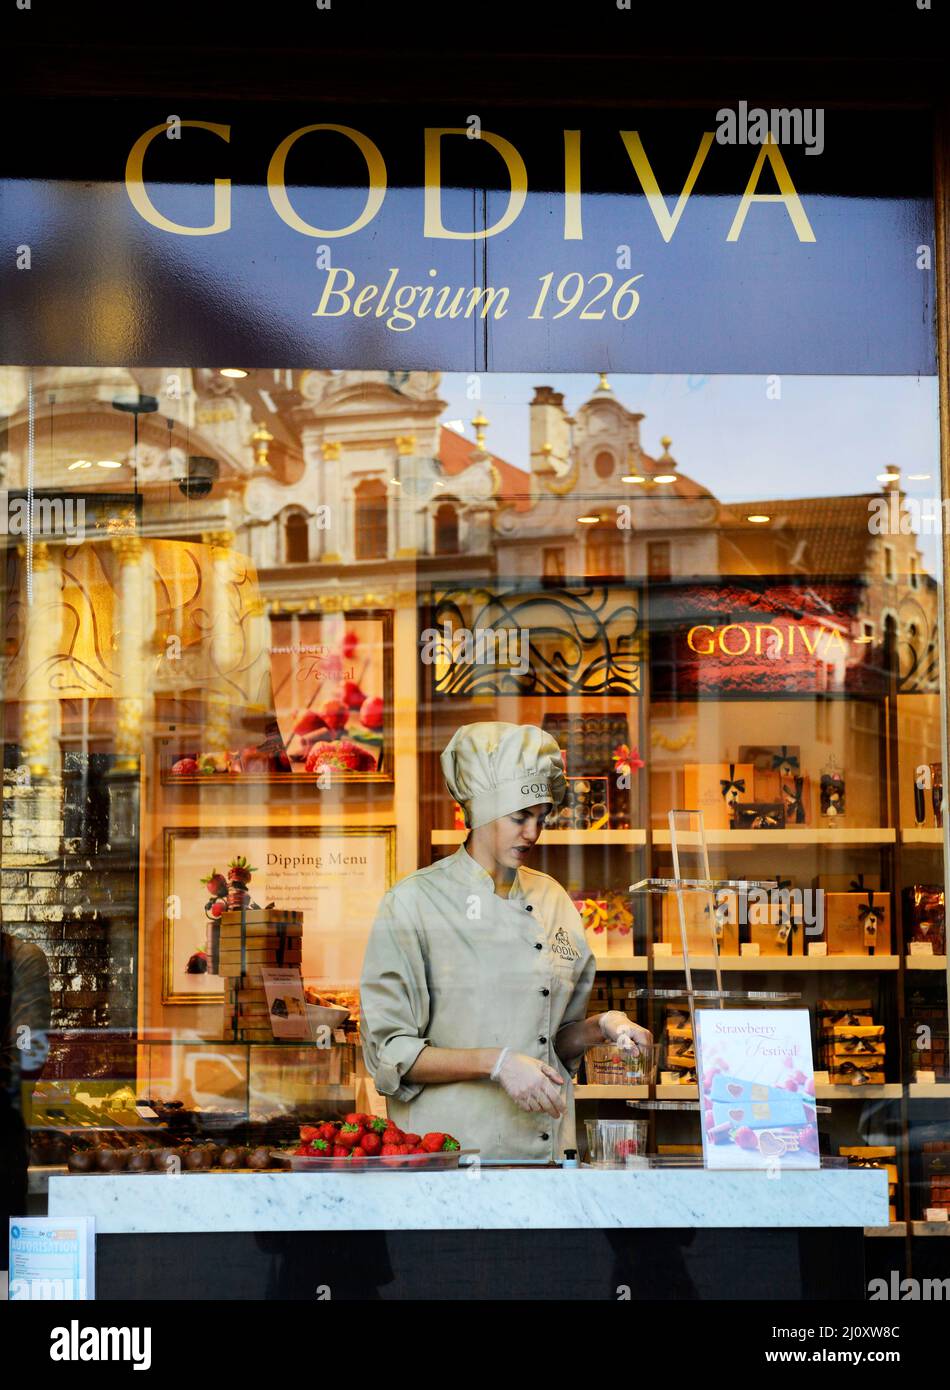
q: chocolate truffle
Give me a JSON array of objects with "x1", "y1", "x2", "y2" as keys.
[
  {"x1": 185, "y1": 1147, "x2": 210, "y2": 1171},
  {"x1": 247, "y1": 1145, "x2": 272, "y2": 1170},
  {"x1": 126, "y1": 1149, "x2": 154, "y2": 1173},
  {"x1": 68, "y1": 1148, "x2": 94, "y2": 1173},
  {"x1": 218, "y1": 1146, "x2": 247, "y2": 1169}
]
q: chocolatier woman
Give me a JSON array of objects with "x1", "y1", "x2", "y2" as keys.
[{"x1": 360, "y1": 721, "x2": 651, "y2": 1161}]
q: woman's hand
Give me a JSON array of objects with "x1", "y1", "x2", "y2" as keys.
[
  {"x1": 599, "y1": 1012, "x2": 653, "y2": 1054},
  {"x1": 493, "y1": 1050, "x2": 566, "y2": 1117}
]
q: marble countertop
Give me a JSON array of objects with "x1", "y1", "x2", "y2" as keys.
[{"x1": 48, "y1": 1167, "x2": 888, "y2": 1233}]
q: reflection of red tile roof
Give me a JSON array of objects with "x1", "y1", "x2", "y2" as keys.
[
  {"x1": 717, "y1": 494, "x2": 880, "y2": 574},
  {"x1": 438, "y1": 427, "x2": 533, "y2": 511}
]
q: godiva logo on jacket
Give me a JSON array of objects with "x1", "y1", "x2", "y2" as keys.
[
  {"x1": 551, "y1": 927, "x2": 580, "y2": 961},
  {"x1": 521, "y1": 781, "x2": 549, "y2": 796}
]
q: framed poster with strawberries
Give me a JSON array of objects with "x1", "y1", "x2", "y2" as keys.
[
  {"x1": 162, "y1": 824, "x2": 396, "y2": 1002},
  {"x1": 161, "y1": 609, "x2": 393, "y2": 783},
  {"x1": 694, "y1": 1009, "x2": 819, "y2": 1171}
]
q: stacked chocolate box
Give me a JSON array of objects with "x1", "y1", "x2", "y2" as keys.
[
  {"x1": 214, "y1": 909, "x2": 304, "y2": 1042},
  {"x1": 818, "y1": 997, "x2": 886, "y2": 1086}
]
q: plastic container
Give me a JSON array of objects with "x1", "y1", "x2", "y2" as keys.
[
  {"x1": 584, "y1": 1042, "x2": 657, "y2": 1086},
  {"x1": 273, "y1": 1148, "x2": 478, "y2": 1172},
  {"x1": 584, "y1": 1120, "x2": 649, "y2": 1166}
]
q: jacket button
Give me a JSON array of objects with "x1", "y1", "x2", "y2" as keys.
[
  {"x1": 541, "y1": 1132, "x2": 550, "y2": 1141},
  {"x1": 535, "y1": 943, "x2": 543, "y2": 950},
  {"x1": 540, "y1": 988, "x2": 550, "y2": 997},
  {"x1": 525, "y1": 905, "x2": 533, "y2": 912},
  {"x1": 539, "y1": 1035, "x2": 547, "y2": 1044}
]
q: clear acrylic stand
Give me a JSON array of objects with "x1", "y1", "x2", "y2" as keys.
[{"x1": 626, "y1": 808, "x2": 802, "y2": 1116}]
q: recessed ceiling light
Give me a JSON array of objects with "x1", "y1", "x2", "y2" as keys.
[
  {"x1": 68, "y1": 459, "x2": 93, "y2": 470},
  {"x1": 908, "y1": 473, "x2": 931, "y2": 481},
  {"x1": 746, "y1": 514, "x2": 771, "y2": 523},
  {"x1": 577, "y1": 515, "x2": 600, "y2": 524},
  {"x1": 220, "y1": 368, "x2": 247, "y2": 379},
  {"x1": 96, "y1": 460, "x2": 122, "y2": 469},
  {"x1": 876, "y1": 471, "x2": 900, "y2": 484},
  {"x1": 653, "y1": 474, "x2": 676, "y2": 484},
  {"x1": 622, "y1": 474, "x2": 646, "y2": 484}
]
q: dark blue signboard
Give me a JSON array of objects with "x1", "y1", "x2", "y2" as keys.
[{"x1": 0, "y1": 104, "x2": 935, "y2": 373}]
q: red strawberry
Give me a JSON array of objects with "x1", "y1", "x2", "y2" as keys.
[
  {"x1": 341, "y1": 680, "x2": 366, "y2": 710},
  {"x1": 293, "y1": 709, "x2": 327, "y2": 737},
  {"x1": 332, "y1": 1145, "x2": 350, "y2": 1158},
  {"x1": 341, "y1": 628, "x2": 360, "y2": 658},
  {"x1": 402, "y1": 1133, "x2": 422, "y2": 1146},
  {"x1": 172, "y1": 757, "x2": 200, "y2": 775},
  {"x1": 421, "y1": 1132, "x2": 446, "y2": 1153},
  {"x1": 733, "y1": 1127, "x2": 759, "y2": 1151},
  {"x1": 360, "y1": 695, "x2": 384, "y2": 730},
  {"x1": 365, "y1": 1117, "x2": 387, "y2": 1134},
  {"x1": 442, "y1": 1136, "x2": 461, "y2": 1152},
  {"x1": 320, "y1": 698, "x2": 349, "y2": 732},
  {"x1": 299, "y1": 1125, "x2": 320, "y2": 1142},
  {"x1": 359, "y1": 1132, "x2": 382, "y2": 1156},
  {"x1": 335, "y1": 1124, "x2": 362, "y2": 1149},
  {"x1": 309, "y1": 1138, "x2": 331, "y2": 1154},
  {"x1": 380, "y1": 1143, "x2": 400, "y2": 1156},
  {"x1": 382, "y1": 1127, "x2": 404, "y2": 1144},
  {"x1": 394, "y1": 1144, "x2": 412, "y2": 1155},
  {"x1": 343, "y1": 1112, "x2": 364, "y2": 1126},
  {"x1": 318, "y1": 1122, "x2": 338, "y2": 1143}
]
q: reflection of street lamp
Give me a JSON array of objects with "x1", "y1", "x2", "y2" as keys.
[
  {"x1": 112, "y1": 391, "x2": 158, "y2": 498},
  {"x1": 251, "y1": 421, "x2": 274, "y2": 469}
]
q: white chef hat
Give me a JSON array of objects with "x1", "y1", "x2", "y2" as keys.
[{"x1": 440, "y1": 721, "x2": 567, "y2": 830}]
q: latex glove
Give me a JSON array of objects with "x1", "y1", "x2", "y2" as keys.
[
  {"x1": 492, "y1": 1048, "x2": 566, "y2": 1117},
  {"x1": 599, "y1": 1012, "x2": 653, "y2": 1054}
]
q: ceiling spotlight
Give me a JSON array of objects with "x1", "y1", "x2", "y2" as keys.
[
  {"x1": 96, "y1": 460, "x2": 122, "y2": 469},
  {"x1": 653, "y1": 474, "x2": 676, "y2": 484},
  {"x1": 746, "y1": 514, "x2": 771, "y2": 523},
  {"x1": 219, "y1": 368, "x2": 248, "y2": 379},
  {"x1": 577, "y1": 514, "x2": 600, "y2": 524},
  {"x1": 388, "y1": 478, "x2": 401, "y2": 486},
  {"x1": 622, "y1": 474, "x2": 646, "y2": 484},
  {"x1": 876, "y1": 471, "x2": 900, "y2": 484},
  {"x1": 908, "y1": 473, "x2": 931, "y2": 481},
  {"x1": 68, "y1": 459, "x2": 93, "y2": 470}
]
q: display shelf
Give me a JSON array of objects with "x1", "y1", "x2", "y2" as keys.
[
  {"x1": 644, "y1": 954, "x2": 899, "y2": 972},
  {"x1": 901, "y1": 828, "x2": 945, "y2": 845},
  {"x1": 864, "y1": 1223, "x2": 907, "y2": 1237},
  {"x1": 905, "y1": 954, "x2": 948, "y2": 970},
  {"x1": 652, "y1": 828, "x2": 896, "y2": 846},
  {"x1": 908, "y1": 1082, "x2": 950, "y2": 1099},
  {"x1": 431, "y1": 828, "x2": 648, "y2": 846},
  {"x1": 574, "y1": 1084, "x2": 648, "y2": 1100},
  {"x1": 911, "y1": 1221, "x2": 950, "y2": 1236},
  {"x1": 815, "y1": 1083, "x2": 903, "y2": 1100}
]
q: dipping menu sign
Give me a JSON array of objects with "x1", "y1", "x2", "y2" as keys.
[{"x1": 1, "y1": 105, "x2": 934, "y2": 373}]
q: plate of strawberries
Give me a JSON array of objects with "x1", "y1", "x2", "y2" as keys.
[{"x1": 275, "y1": 1114, "x2": 473, "y2": 1170}]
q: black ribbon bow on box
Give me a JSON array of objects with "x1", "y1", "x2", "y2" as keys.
[
  {"x1": 771, "y1": 745, "x2": 800, "y2": 774},
  {"x1": 781, "y1": 776, "x2": 806, "y2": 824},
  {"x1": 849, "y1": 874, "x2": 881, "y2": 955},
  {"x1": 719, "y1": 763, "x2": 746, "y2": 801}
]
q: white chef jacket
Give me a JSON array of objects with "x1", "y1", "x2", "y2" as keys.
[{"x1": 359, "y1": 842, "x2": 596, "y2": 1161}]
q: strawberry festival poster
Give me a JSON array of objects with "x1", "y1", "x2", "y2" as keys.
[
  {"x1": 268, "y1": 611, "x2": 392, "y2": 781},
  {"x1": 694, "y1": 1009, "x2": 819, "y2": 1170},
  {"x1": 163, "y1": 825, "x2": 395, "y2": 1002}
]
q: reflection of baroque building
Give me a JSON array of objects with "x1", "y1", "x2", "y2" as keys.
[{"x1": 1, "y1": 366, "x2": 938, "y2": 724}]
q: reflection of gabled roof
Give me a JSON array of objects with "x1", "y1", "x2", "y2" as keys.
[
  {"x1": 438, "y1": 427, "x2": 533, "y2": 511},
  {"x1": 718, "y1": 493, "x2": 882, "y2": 574}
]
